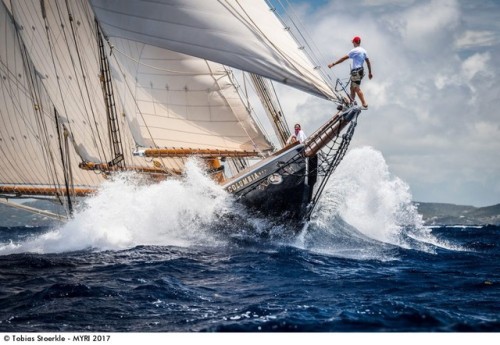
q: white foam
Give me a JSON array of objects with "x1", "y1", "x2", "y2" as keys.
[
  {"x1": 308, "y1": 146, "x2": 459, "y2": 254},
  {"x1": 0, "y1": 160, "x2": 231, "y2": 254},
  {"x1": 1, "y1": 148, "x2": 460, "y2": 256}
]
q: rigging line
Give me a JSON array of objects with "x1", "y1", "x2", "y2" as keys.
[
  {"x1": 284, "y1": 0, "x2": 343, "y2": 92},
  {"x1": 223, "y1": 0, "x2": 304, "y2": 75},
  {"x1": 228, "y1": 69, "x2": 276, "y2": 149},
  {"x1": 111, "y1": 46, "x2": 226, "y2": 76},
  {"x1": 0, "y1": 72, "x2": 40, "y2": 185},
  {"x1": 214, "y1": 64, "x2": 268, "y2": 156},
  {"x1": 0, "y1": 1, "x2": 45, "y2": 185},
  {"x1": 4, "y1": 6, "x2": 62, "y2": 195},
  {"x1": 0, "y1": 97, "x2": 32, "y2": 185},
  {"x1": 266, "y1": 78, "x2": 290, "y2": 135},
  {"x1": 105, "y1": 43, "x2": 176, "y2": 176},
  {"x1": 60, "y1": 1, "x2": 108, "y2": 163},
  {"x1": 268, "y1": 0, "x2": 343, "y2": 102},
  {"x1": 250, "y1": 74, "x2": 290, "y2": 147},
  {"x1": 240, "y1": 71, "x2": 278, "y2": 144},
  {"x1": 0, "y1": 79, "x2": 49, "y2": 186},
  {"x1": 237, "y1": 72, "x2": 277, "y2": 153},
  {"x1": 22, "y1": 57, "x2": 64, "y2": 198},
  {"x1": 227, "y1": 0, "x2": 336, "y2": 101},
  {"x1": 40, "y1": 1, "x2": 79, "y2": 158},
  {"x1": 0, "y1": 60, "x2": 43, "y2": 146},
  {"x1": 17, "y1": 14, "x2": 66, "y2": 199},
  {"x1": 39, "y1": 0, "x2": 107, "y2": 166},
  {"x1": 275, "y1": 0, "x2": 331, "y2": 82},
  {"x1": 238, "y1": 73, "x2": 278, "y2": 154},
  {"x1": 108, "y1": 43, "x2": 156, "y2": 146},
  {"x1": 61, "y1": 0, "x2": 109, "y2": 163},
  {"x1": 96, "y1": 23, "x2": 125, "y2": 167}
]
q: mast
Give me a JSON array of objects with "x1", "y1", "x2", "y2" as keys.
[
  {"x1": 54, "y1": 108, "x2": 74, "y2": 216},
  {"x1": 250, "y1": 74, "x2": 291, "y2": 148},
  {"x1": 96, "y1": 22, "x2": 125, "y2": 168}
]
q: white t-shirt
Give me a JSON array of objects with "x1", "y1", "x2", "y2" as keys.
[
  {"x1": 287, "y1": 129, "x2": 307, "y2": 144},
  {"x1": 348, "y1": 47, "x2": 368, "y2": 69},
  {"x1": 295, "y1": 129, "x2": 307, "y2": 143}
]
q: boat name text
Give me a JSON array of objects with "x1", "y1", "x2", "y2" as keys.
[{"x1": 226, "y1": 169, "x2": 267, "y2": 193}]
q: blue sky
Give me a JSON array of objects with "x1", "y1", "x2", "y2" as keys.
[{"x1": 274, "y1": 0, "x2": 500, "y2": 207}]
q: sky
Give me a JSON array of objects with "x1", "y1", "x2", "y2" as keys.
[{"x1": 273, "y1": 0, "x2": 500, "y2": 207}]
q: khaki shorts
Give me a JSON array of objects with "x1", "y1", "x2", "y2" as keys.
[{"x1": 350, "y1": 68, "x2": 364, "y2": 87}]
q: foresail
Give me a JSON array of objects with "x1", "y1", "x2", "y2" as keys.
[
  {"x1": 108, "y1": 39, "x2": 274, "y2": 153},
  {"x1": 89, "y1": 0, "x2": 338, "y2": 101}
]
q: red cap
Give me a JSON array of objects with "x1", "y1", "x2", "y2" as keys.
[{"x1": 352, "y1": 36, "x2": 361, "y2": 44}]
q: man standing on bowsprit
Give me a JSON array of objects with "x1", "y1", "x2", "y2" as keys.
[{"x1": 328, "y1": 36, "x2": 373, "y2": 109}]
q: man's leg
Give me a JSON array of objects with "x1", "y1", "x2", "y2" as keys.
[
  {"x1": 355, "y1": 87, "x2": 368, "y2": 108},
  {"x1": 350, "y1": 85, "x2": 356, "y2": 103}
]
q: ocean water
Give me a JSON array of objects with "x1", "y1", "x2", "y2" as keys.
[{"x1": 0, "y1": 148, "x2": 498, "y2": 332}]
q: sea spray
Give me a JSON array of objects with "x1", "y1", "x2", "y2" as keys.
[
  {"x1": 329, "y1": 146, "x2": 423, "y2": 244},
  {"x1": 0, "y1": 149, "x2": 458, "y2": 257},
  {"x1": 308, "y1": 146, "x2": 457, "y2": 254},
  {"x1": 0, "y1": 160, "x2": 231, "y2": 254}
]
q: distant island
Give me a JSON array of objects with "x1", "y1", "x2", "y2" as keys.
[
  {"x1": 415, "y1": 202, "x2": 500, "y2": 226},
  {"x1": 1, "y1": 199, "x2": 499, "y2": 228}
]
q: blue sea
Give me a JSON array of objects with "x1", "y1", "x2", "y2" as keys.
[{"x1": 0, "y1": 148, "x2": 498, "y2": 334}]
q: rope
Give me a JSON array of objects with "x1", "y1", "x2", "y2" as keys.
[{"x1": 63, "y1": 0, "x2": 109, "y2": 163}]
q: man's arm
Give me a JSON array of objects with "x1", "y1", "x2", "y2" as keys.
[
  {"x1": 365, "y1": 58, "x2": 373, "y2": 79},
  {"x1": 328, "y1": 55, "x2": 349, "y2": 68}
]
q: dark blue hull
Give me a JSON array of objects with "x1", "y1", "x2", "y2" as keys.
[
  {"x1": 223, "y1": 105, "x2": 361, "y2": 224},
  {"x1": 223, "y1": 144, "x2": 317, "y2": 221}
]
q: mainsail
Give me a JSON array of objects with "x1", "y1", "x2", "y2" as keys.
[
  {"x1": 0, "y1": 1, "x2": 106, "y2": 202},
  {"x1": 1, "y1": 0, "x2": 357, "y2": 223}
]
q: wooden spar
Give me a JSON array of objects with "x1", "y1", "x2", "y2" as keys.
[
  {"x1": 142, "y1": 148, "x2": 260, "y2": 158},
  {"x1": 303, "y1": 107, "x2": 360, "y2": 157},
  {"x1": 79, "y1": 161, "x2": 225, "y2": 183},
  {"x1": 78, "y1": 162, "x2": 182, "y2": 175},
  {"x1": 0, "y1": 185, "x2": 95, "y2": 197}
]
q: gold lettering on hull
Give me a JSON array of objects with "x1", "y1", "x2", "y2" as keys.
[{"x1": 226, "y1": 169, "x2": 267, "y2": 194}]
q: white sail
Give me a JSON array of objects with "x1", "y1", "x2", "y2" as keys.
[
  {"x1": 1, "y1": 0, "x2": 359, "y2": 222},
  {"x1": 0, "y1": 1, "x2": 105, "y2": 192},
  {"x1": 89, "y1": 0, "x2": 337, "y2": 100},
  {"x1": 5, "y1": 0, "x2": 128, "y2": 164},
  {"x1": 108, "y1": 39, "x2": 274, "y2": 152},
  {"x1": 0, "y1": 0, "x2": 275, "y2": 199}
]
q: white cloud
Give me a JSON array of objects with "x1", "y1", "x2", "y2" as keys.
[
  {"x1": 455, "y1": 30, "x2": 497, "y2": 49},
  {"x1": 461, "y1": 52, "x2": 492, "y2": 81},
  {"x1": 282, "y1": 0, "x2": 500, "y2": 206},
  {"x1": 383, "y1": 0, "x2": 461, "y2": 53}
]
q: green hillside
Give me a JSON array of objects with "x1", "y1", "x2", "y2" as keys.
[{"x1": 415, "y1": 202, "x2": 500, "y2": 226}]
